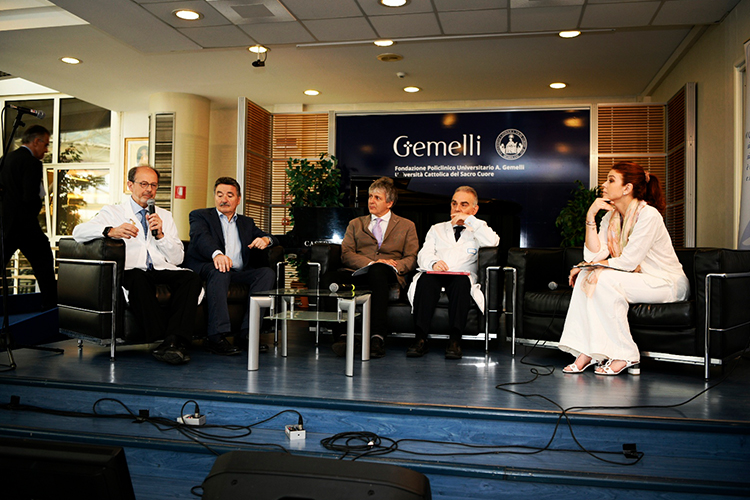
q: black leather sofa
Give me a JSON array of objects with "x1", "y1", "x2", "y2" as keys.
[
  {"x1": 57, "y1": 237, "x2": 284, "y2": 359},
  {"x1": 505, "y1": 247, "x2": 750, "y2": 378}
]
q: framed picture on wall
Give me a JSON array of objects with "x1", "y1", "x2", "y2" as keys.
[{"x1": 123, "y1": 137, "x2": 149, "y2": 193}]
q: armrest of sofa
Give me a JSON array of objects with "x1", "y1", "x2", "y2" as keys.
[
  {"x1": 57, "y1": 237, "x2": 126, "y2": 346},
  {"x1": 308, "y1": 243, "x2": 342, "y2": 289},
  {"x1": 693, "y1": 248, "x2": 750, "y2": 371},
  {"x1": 506, "y1": 247, "x2": 574, "y2": 339}
]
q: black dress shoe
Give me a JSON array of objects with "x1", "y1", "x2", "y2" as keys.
[
  {"x1": 406, "y1": 338, "x2": 429, "y2": 358},
  {"x1": 331, "y1": 335, "x2": 361, "y2": 357},
  {"x1": 206, "y1": 337, "x2": 241, "y2": 356},
  {"x1": 234, "y1": 337, "x2": 269, "y2": 353},
  {"x1": 370, "y1": 336, "x2": 386, "y2": 359},
  {"x1": 152, "y1": 341, "x2": 190, "y2": 365},
  {"x1": 445, "y1": 339, "x2": 462, "y2": 360}
]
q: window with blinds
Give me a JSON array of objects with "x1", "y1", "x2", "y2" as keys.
[
  {"x1": 270, "y1": 114, "x2": 329, "y2": 237},
  {"x1": 152, "y1": 113, "x2": 174, "y2": 210},
  {"x1": 243, "y1": 100, "x2": 272, "y2": 230}
]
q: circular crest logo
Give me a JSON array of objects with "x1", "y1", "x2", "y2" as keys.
[{"x1": 495, "y1": 129, "x2": 527, "y2": 160}]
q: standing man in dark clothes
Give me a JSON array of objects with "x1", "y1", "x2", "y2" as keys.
[{"x1": 0, "y1": 125, "x2": 57, "y2": 310}]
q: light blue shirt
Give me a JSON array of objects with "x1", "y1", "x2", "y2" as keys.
[{"x1": 213, "y1": 209, "x2": 243, "y2": 270}]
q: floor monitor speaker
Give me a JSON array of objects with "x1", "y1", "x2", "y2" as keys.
[{"x1": 202, "y1": 451, "x2": 431, "y2": 500}]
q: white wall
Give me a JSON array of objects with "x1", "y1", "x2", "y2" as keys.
[
  {"x1": 648, "y1": 0, "x2": 750, "y2": 248},
  {"x1": 207, "y1": 106, "x2": 239, "y2": 206}
]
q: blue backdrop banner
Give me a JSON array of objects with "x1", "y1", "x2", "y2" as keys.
[{"x1": 336, "y1": 108, "x2": 591, "y2": 247}]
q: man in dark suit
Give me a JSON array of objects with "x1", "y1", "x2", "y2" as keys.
[
  {"x1": 323, "y1": 177, "x2": 419, "y2": 358},
  {"x1": 185, "y1": 177, "x2": 276, "y2": 355},
  {"x1": 0, "y1": 125, "x2": 57, "y2": 310}
]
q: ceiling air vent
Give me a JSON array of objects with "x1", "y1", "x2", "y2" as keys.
[
  {"x1": 377, "y1": 53, "x2": 404, "y2": 62},
  {"x1": 208, "y1": 0, "x2": 294, "y2": 24}
]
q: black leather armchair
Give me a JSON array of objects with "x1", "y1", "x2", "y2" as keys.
[
  {"x1": 306, "y1": 243, "x2": 504, "y2": 350},
  {"x1": 505, "y1": 247, "x2": 750, "y2": 378},
  {"x1": 57, "y1": 237, "x2": 284, "y2": 359}
]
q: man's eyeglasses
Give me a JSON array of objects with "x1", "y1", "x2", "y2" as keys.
[{"x1": 135, "y1": 181, "x2": 158, "y2": 190}]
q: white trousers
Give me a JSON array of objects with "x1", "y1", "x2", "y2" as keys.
[{"x1": 558, "y1": 270, "x2": 685, "y2": 363}]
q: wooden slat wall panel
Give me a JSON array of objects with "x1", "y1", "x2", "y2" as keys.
[
  {"x1": 597, "y1": 157, "x2": 666, "y2": 189},
  {"x1": 598, "y1": 105, "x2": 665, "y2": 154},
  {"x1": 597, "y1": 104, "x2": 668, "y2": 225},
  {"x1": 244, "y1": 101, "x2": 272, "y2": 231},
  {"x1": 271, "y1": 113, "x2": 329, "y2": 237},
  {"x1": 271, "y1": 113, "x2": 329, "y2": 286},
  {"x1": 666, "y1": 87, "x2": 688, "y2": 246}
]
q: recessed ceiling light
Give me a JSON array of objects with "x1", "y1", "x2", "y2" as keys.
[
  {"x1": 403, "y1": 86, "x2": 420, "y2": 93},
  {"x1": 550, "y1": 82, "x2": 567, "y2": 89},
  {"x1": 304, "y1": 89, "x2": 320, "y2": 96},
  {"x1": 173, "y1": 9, "x2": 202, "y2": 21},
  {"x1": 374, "y1": 39, "x2": 394, "y2": 47},
  {"x1": 380, "y1": 0, "x2": 409, "y2": 7},
  {"x1": 249, "y1": 45, "x2": 268, "y2": 53},
  {"x1": 559, "y1": 30, "x2": 581, "y2": 39},
  {"x1": 60, "y1": 57, "x2": 81, "y2": 65}
]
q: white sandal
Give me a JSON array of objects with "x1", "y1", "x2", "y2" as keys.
[
  {"x1": 595, "y1": 359, "x2": 640, "y2": 376},
  {"x1": 563, "y1": 358, "x2": 598, "y2": 374}
]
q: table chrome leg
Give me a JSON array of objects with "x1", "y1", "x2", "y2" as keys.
[{"x1": 248, "y1": 296, "x2": 272, "y2": 371}]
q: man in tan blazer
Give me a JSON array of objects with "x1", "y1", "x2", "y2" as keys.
[{"x1": 324, "y1": 177, "x2": 418, "y2": 358}]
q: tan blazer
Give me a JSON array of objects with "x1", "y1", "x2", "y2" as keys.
[{"x1": 341, "y1": 212, "x2": 419, "y2": 288}]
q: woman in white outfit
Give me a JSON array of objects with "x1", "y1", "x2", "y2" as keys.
[{"x1": 558, "y1": 161, "x2": 689, "y2": 376}]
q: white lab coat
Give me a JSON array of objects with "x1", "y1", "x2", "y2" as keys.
[
  {"x1": 72, "y1": 201, "x2": 185, "y2": 271},
  {"x1": 407, "y1": 215, "x2": 500, "y2": 312}
]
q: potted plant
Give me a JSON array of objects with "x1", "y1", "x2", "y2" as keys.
[
  {"x1": 285, "y1": 153, "x2": 344, "y2": 285},
  {"x1": 555, "y1": 180, "x2": 602, "y2": 247}
]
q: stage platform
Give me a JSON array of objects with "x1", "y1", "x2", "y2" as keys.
[{"x1": 1, "y1": 321, "x2": 749, "y2": 499}]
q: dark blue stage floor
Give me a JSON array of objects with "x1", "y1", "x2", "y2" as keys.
[{"x1": 1, "y1": 321, "x2": 749, "y2": 499}]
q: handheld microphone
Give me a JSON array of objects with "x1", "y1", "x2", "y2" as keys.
[
  {"x1": 146, "y1": 199, "x2": 158, "y2": 236},
  {"x1": 7, "y1": 104, "x2": 45, "y2": 119},
  {"x1": 548, "y1": 281, "x2": 558, "y2": 290},
  {"x1": 329, "y1": 283, "x2": 354, "y2": 293}
]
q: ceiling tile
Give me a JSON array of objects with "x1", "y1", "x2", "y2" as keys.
[
  {"x1": 238, "y1": 20, "x2": 315, "y2": 43},
  {"x1": 369, "y1": 12, "x2": 441, "y2": 38},
  {"x1": 141, "y1": 0, "x2": 230, "y2": 28},
  {"x1": 581, "y1": 2, "x2": 660, "y2": 28},
  {"x1": 282, "y1": 0, "x2": 362, "y2": 20},
  {"x1": 52, "y1": 0, "x2": 201, "y2": 52},
  {"x1": 178, "y1": 24, "x2": 253, "y2": 47},
  {"x1": 435, "y1": 0, "x2": 508, "y2": 11},
  {"x1": 510, "y1": 6, "x2": 581, "y2": 31},
  {"x1": 438, "y1": 9, "x2": 507, "y2": 35},
  {"x1": 302, "y1": 17, "x2": 376, "y2": 41},
  {"x1": 356, "y1": 0, "x2": 433, "y2": 16},
  {"x1": 652, "y1": 0, "x2": 741, "y2": 25}
]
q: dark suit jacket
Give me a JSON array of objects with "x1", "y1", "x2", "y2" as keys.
[
  {"x1": 0, "y1": 146, "x2": 43, "y2": 232},
  {"x1": 184, "y1": 208, "x2": 275, "y2": 272},
  {"x1": 341, "y1": 212, "x2": 419, "y2": 288}
]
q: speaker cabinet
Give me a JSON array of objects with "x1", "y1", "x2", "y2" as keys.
[{"x1": 202, "y1": 451, "x2": 431, "y2": 500}]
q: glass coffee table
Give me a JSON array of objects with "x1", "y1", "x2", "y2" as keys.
[{"x1": 247, "y1": 288, "x2": 372, "y2": 377}]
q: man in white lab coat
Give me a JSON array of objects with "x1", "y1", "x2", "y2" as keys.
[
  {"x1": 406, "y1": 186, "x2": 500, "y2": 359},
  {"x1": 72, "y1": 165, "x2": 202, "y2": 365}
]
